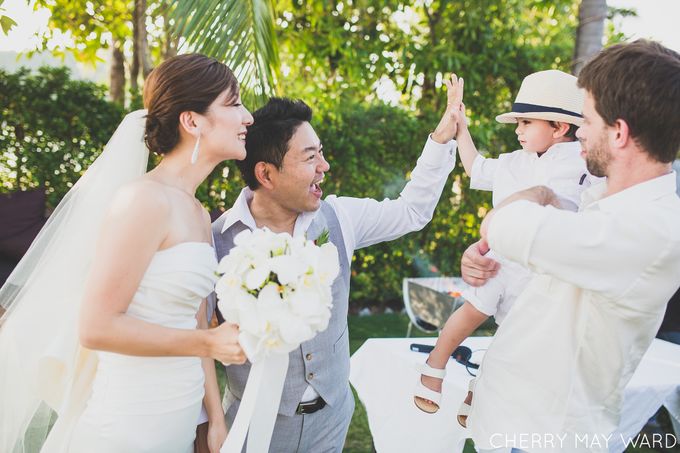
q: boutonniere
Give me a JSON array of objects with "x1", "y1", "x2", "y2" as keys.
[{"x1": 313, "y1": 228, "x2": 330, "y2": 246}]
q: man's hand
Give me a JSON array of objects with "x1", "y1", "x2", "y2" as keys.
[
  {"x1": 499, "y1": 186, "x2": 561, "y2": 209},
  {"x1": 480, "y1": 186, "x2": 562, "y2": 240},
  {"x1": 431, "y1": 74, "x2": 464, "y2": 144},
  {"x1": 460, "y1": 239, "x2": 499, "y2": 287}
]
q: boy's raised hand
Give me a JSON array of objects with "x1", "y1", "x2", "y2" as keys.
[{"x1": 431, "y1": 73, "x2": 465, "y2": 144}]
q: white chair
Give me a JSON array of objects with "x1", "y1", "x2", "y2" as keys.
[{"x1": 402, "y1": 277, "x2": 468, "y2": 337}]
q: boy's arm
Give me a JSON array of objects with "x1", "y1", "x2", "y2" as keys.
[
  {"x1": 456, "y1": 125, "x2": 481, "y2": 177},
  {"x1": 447, "y1": 77, "x2": 479, "y2": 177}
]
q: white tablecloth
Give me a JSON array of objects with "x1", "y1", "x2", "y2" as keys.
[{"x1": 349, "y1": 337, "x2": 680, "y2": 453}]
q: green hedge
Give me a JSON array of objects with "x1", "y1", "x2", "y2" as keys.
[
  {"x1": 0, "y1": 66, "x2": 125, "y2": 209},
  {"x1": 313, "y1": 103, "x2": 493, "y2": 308},
  {"x1": 1, "y1": 66, "x2": 501, "y2": 307}
]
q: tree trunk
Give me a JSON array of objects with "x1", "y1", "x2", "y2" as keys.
[
  {"x1": 135, "y1": 0, "x2": 153, "y2": 78},
  {"x1": 131, "y1": 0, "x2": 141, "y2": 92},
  {"x1": 110, "y1": 42, "x2": 125, "y2": 104},
  {"x1": 161, "y1": 4, "x2": 179, "y2": 59},
  {"x1": 573, "y1": 0, "x2": 607, "y2": 75}
]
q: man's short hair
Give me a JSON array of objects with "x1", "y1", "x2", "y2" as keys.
[
  {"x1": 578, "y1": 39, "x2": 680, "y2": 163},
  {"x1": 238, "y1": 98, "x2": 313, "y2": 190}
]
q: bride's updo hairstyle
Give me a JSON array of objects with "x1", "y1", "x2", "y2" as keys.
[{"x1": 143, "y1": 54, "x2": 239, "y2": 155}]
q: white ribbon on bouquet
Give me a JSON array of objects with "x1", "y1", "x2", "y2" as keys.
[
  {"x1": 220, "y1": 353, "x2": 288, "y2": 453},
  {"x1": 216, "y1": 228, "x2": 340, "y2": 453}
]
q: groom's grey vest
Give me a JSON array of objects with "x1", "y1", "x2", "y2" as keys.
[{"x1": 211, "y1": 201, "x2": 351, "y2": 417}]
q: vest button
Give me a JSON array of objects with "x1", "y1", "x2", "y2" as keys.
[
  {"x1": 306, "y1": 353, "x2": 312, "y2": 361},
  {"x1": 308, "y1": 372, "x2": 314, "y2": 380}
]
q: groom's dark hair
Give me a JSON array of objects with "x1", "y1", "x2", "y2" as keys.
[{"x1": 238, "y1": 97, "x2": 312, "y2": 190}]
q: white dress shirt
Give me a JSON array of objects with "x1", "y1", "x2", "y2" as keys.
[
  {"x1": 218, "y1": 135, "x2": 457, "y2": 402},
  {"x1": 467, "y1": 172, "x2": 680, "y2": 452}
]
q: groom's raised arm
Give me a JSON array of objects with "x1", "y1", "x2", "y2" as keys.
[
  {"x1": 326, "y1": 134, "x2": 456, "y2": 252},
  {"x1": 325, "y1": 74, "x2": 464, "y2": 253}
]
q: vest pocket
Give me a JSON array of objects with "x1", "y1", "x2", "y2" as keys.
[{"x1": 333, "y1": 324, "x2": 349, "y2": 353}]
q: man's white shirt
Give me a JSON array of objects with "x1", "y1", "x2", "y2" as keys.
[
  {"x1": 467, "y1": 172, "x2": 680, "y2": 452},
  {"x1": 217, "y1": 135, "x2": 456, "y2": 403}
]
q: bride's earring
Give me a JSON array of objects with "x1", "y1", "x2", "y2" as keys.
[{"x1": 191, "y1": 129, "x2": 201, "y2": 164}]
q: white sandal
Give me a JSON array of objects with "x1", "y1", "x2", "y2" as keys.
[
  {"x1": 457, "y1": 378, "x2": 475, "y2": 427},
  {"x1": 413, "y1": 362, "x2": 446, "y2": 413}
]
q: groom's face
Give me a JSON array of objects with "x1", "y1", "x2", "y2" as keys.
[{"x1": 269, "y1": 121, "x2": 330, "y2": 213}]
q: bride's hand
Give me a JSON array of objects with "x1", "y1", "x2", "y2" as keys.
[
  {"x1": 207, "y1": 419, "x2": 228, "y2": 453},
  {"x1": 208, "y1": 322, "x2": 247, "y2": 365}
]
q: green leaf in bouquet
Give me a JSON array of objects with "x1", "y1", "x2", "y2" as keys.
[{"x1": 314, "y1": 229, "x2": 330, "y2": 246}]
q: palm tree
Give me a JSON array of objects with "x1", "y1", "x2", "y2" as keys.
[
  {"x1": 169, "y1": 0, "x2": 280, "y2": 108},
  {"x1": 573, "y1": 0, "x2": 607, "y2": 75}
]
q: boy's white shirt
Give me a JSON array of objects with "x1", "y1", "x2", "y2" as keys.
[
  {"x1": 463, "y1": 140, "x2": 595, "y2": 322},
  {"x1": 470, "y1": 141, "x2": 593, "y2": 208}
]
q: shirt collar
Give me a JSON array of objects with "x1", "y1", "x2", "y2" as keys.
[
  {"x1": 220, "y1": 187, "x2": 320, "y2": 237},
  {"x1": 582, "y1": 171, "x2": 678, "y2": 212},
  {"x1": 220, "y1": 187, "x2": 257, "y2": 233},
  {"x1": 528, "y1": 140, "x2": 581, "y2": 160}
]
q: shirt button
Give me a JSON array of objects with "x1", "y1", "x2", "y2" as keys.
[
  {"x1": 308, "y1": 372, "x2": 314, "y2": 380},
  {"x1": 306, "y1": 353, "x2": 313, "y2": 361}
]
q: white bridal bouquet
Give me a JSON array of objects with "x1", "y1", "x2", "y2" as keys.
[{"x1": 216, "y1": 227, "x2": 340, "y2": 453}]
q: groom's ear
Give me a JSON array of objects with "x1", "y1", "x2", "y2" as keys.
[{"x1": 254, "y1": 161, "x2": 275, "y2": 190}]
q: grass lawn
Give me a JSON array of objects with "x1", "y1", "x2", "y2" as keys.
[{"x1": 218, "y1": 312, "x2": 674, "y2": 453}]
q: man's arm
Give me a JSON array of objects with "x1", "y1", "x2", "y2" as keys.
[
  {"x1": 482, "y1": 189, "x2": 664, "y2": 297},
  {"x1": 480, "y1": 186, "x2": 561, "y2": 239},
  {"x1": 461, "y1": 187, "x2": 560, "y2": 287},
  {"x1": 327, "y1": 75, "x2": 462, "y2": 251},
  {"x1": 329, "y1": 135, "x2": 455, "y2": 251}
]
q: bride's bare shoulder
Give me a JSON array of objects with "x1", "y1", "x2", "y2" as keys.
[{"x1": 107, "y1": 178, "x2": 172, "y2": 221}]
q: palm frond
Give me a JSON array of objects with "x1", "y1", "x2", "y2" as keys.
[{"x1": 168, "y1": 0, "x2": 279, "y2": 109}]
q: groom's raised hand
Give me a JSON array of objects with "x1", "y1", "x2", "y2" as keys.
[{"x1": 431, "y1": 73, "x2": 464, "y2": 144}]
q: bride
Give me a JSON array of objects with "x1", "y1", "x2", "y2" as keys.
[{"x1": 0, "y1": 54, "x2": 252, "y2": 452}]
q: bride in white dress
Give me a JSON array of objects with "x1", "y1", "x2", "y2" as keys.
[{"x1": 0, "y1": 54, "x2": 252, "y2": 453}]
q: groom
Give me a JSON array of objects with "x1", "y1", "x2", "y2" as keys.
[{"x1": 210, "y1": 84, "x2": 461, "y2": 451}]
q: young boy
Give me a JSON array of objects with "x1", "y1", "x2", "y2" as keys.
[{"x1": 414, "y1": 70, "x2": 597, "y2": 422}]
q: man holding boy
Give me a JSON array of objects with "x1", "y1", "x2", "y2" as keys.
[
  {"x1": 415, "y1": 69, "x2": 593, "y2": 416},
  {"x1": 461, "y1": 40, "x2": 680, "y2": 452}
]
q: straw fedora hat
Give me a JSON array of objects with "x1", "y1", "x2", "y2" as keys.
[{"x1": 496, "y1": 70, "x2": 585, "y2": 126}]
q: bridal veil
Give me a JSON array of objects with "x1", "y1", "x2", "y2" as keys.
[{"x1": 0, "y1": 110, "x2": 149, "y2": 452}]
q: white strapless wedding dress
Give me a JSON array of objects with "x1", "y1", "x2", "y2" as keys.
[{"x1": 66, "y1": 242, "x2": 217, "y2": 453}]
